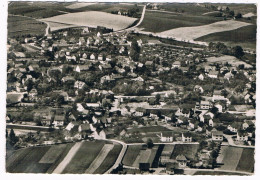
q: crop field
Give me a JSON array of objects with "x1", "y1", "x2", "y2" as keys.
[
  {"x1": 6, "y1": 146, "x2": 51, "y2": 173},
  {"x1": 6, "y1": 140, "x2": 121, "y2": 174},
  {"x1": 170, "y1": 144, "x2": 199, "y2": 160},
  {"x1": 66, "y1": 2, "x2": 98, "y2": 9},
  {"x1": 131, "y1": 145, "x2": 159, "y2": 168},
  {"x1": 236, "y1": 148, "x2": 255, "y2": 173},
  {"x1": 62, "y1": 141, "x2": 106, "y2": 174},
  {"x1": 41, "y1": 11, "x2": 137, "y2": 31},
  {"x1": 8, "y1": 15, "x2": 46, "y2": 38},
  {"x1": 138, "y1": 11, "x2": 223, "y2": 33},
  {"x1": 122, "y1": 145, "x2": 143, "y2": 166},
  {"x1": 94, "y1": 143, "x2": 123, "y2": 174},
  {"x1": 156, "y1": 20, "x2": 251, "y2": 41},
  {"x1": 217, "y1": 146, "x2": 254, "y2": 173},
  {"x1": 195, "y1": 25, "x2": 256, "y2": 50}
]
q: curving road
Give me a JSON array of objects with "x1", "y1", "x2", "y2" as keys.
[{"x1": 104, "y1": 139, "x2": 127, "y2": 174}]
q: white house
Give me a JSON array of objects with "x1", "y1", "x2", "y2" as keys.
[{"x1": 160, "y1": 132, "x2": 174, "y2": 142}]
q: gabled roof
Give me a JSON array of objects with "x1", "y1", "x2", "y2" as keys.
[{"x1": 176, "y1": 155, "x2": 187, "y2": 161}]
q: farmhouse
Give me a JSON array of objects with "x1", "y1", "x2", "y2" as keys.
[
  {"x1": 182, "y1": 132, "x2": 192, "y2": 142},
  {"x1": 236, "y1": 130, "x2": 248, "y2": 142},
  {"x1": 211, "y1": 130, "x2": 223, "y2": 141},
  {"x1": 160, "y1": 132, "x2": 174, "y2": 142}
]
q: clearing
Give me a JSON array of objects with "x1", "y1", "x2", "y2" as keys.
[
  {"x1": 41, "y1": 11, "x2": 137, "y2": 31},
  {"x1": 205, "y1": 55, "x2": 252, "y2": 68}
]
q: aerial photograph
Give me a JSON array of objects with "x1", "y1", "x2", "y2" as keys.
[{"x1": 5, "y1": 0, "x2": 256, "y2": 175}]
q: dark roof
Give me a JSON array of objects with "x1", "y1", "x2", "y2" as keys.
[{"x1": 176, "y1": 155, "x2": 187, "y2": 161}]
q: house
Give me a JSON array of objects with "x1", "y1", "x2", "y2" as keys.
[
  {"x1": 196, "y1": 101, "x2": 212, "y2": 110},
  {"x1": 176, "y1": 155, "x2": 187, "y2": 168},
  {"x1": 53, "y1": 115, "x2": 65, "y2": 127},
  {"x1": 74, "y1": 81, "x2": 86, "y2": 90},
  {"x1": 135, "y1": 107, "x2": 146, "y2": 117},
  {"x1": 41, "y1": 115, "x2": 52, "y2": 126},
  {"x1": 160, "y1": 132, "x2": 174, "y2": 142},
  {"x1": 228, "y1": 122, "x2": 242, "y2": 133},
  {"x1": 172, "y1": 61, "x2": 181, "y2": 68},
  {"x1": 75, "y1": 64, "x2": 92, "y2": 73},
  {"x1": 212, "y1": 130, "x2": 223, "y2": 141},
  {"x1": 237, "y1": 130, "x2": 248, "y2": 142},
  {"x1": 194, "y1": 85, "x2": 204, "y2": 93},
  {"x1": 242, "y1": 121, "x2": 254, "y2": 130},
  {"x1": 198, "y1": 74, "x2": 204, "y2": 81},
  {"x1": 28, "y1": 88, "x2": 38, "y2": 101},
  {"x1": 182, "y1": 132, "x2": 192, "y2": 142},
  {"x1": 92, "y1": 129, "x2": 106, "y2": 139},
  {"x1": 208, "y1": 70, "x2": 219, "y2": 78}
]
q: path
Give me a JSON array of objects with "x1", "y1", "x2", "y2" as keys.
[
  {"x1": 85, "y1": 144, "x2": 114, "y2": 174},
  {"x1": 52, "y1": 142, "x2": 82, "y2": 174},
  {"x1": 104, "y1": 139, "x2": 127, "y2": 174}
]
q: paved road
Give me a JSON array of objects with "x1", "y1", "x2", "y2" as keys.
[{"x1": 104, "y1": 139, "x2": 127, "y2": 174}]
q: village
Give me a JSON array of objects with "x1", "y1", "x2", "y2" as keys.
[{"x1": 6, "y1": 21, "x2": 256, "y2": 174}]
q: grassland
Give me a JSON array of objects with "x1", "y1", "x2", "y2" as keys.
[
  {"x1": 128, "y1": 126, "x2": 171, "y2": 133},
  {"x1": 8, "y1": 15, "x2": 46, "y2": 38},
  {"x1": 195, "y1": 25, "x2": 256, "y2": 50},
  {"x1": 138, "y1": 11, "x2": 223, "y2": 33},
  {"x1": 41, "y1": 11, "x2": 137, "y2": 31}
]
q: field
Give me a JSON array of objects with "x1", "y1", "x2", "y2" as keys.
[
  {"x1": 45, "y1": 21, "x2": 81, "y2": 32},
  {"x1": 66, "y1": 3, "x2": 98, "y2": 9},
  {"x1": 138, "y1": 11, "x2": 223, "y2": 33},
  {"x1": 156, "y1": 20, "x2": 251, "y2": 41},
  {"x1": 122, "y1": 145, "x2": 143, "y2": 166},
  {"x1": 8, "y1": 15, "x2": 46, "y2": 38},
  {"x1": 170, "y1": 144, "x2": 199, "y2": 160},
  {"x1": 62, "y1": 141, "x2": 105, "y2": 174},
  {"x1": 6, "y1": 140, "x2": 122, "y2": 174},
  {"x1": 217, "y1": 146, "x2": 254, "y2": 173},
  {"x1": 41, "y1": 11, "x2": 137, "y2": 31},
  {"x1": 195, "y1": 25, "x2": 256, "y2": 50},
  {"x1": 122, "y1": 145, "x2": 159, "y2": 168},
  {"x1": 94, "y1": 143, "x2": 123, "y2": 174}
]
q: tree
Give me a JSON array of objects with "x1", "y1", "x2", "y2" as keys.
[
  {"x1": 232, "y1": 46, "x2": 244, "y2": 58},
  {"x1": 9, "y1": 129, "x2": 18, "y2": 145},
  {"x1": 56, "y1": 95, "x2": 65, "y2": 107},
  {"x1": 155, "y1": 94, "x2": 161, "y2": 104},
  {"x1": 147, "y1": 138, "x2": 154, "y2": 148},
  {"x1": 236, "y1": 13, "x2": 242, "y2": 19},
  {"x1": 6, "y1": 129, "x2": 8, "y2": 138}
]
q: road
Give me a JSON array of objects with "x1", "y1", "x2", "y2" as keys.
[
  {"x1": 223, "y1": 134, "x2": 255, "y2": 148},
  {"x1": 104, "y1": 139, "x2": 127, "y2": 174}
]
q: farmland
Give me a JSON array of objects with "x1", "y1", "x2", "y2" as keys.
[
  {"x1": 128, "y1": 125, "x2": 171, "y2": 133},
  {"x1": 41, "y1": 11, "x2": 137, "y2": 31},
  {"x1": 138, "y1": 11, "x2": 223, "y2": 33},
  {"x1": 6, "y1": 140, "x2": 122, "y2": 174},
  {"x1": 8, "y1": 15, "x2": 46, "y2": 38},
  {"x1": 217, "y1": 146, "x2": 254, "y2": 173},
  {"x1": 156, "y1": 20, "x2": 251, "y2": 41},
  {"x1": 195, "y1": 25, "x2": 256, "y2": 50},
  {"x1": 122, "y1": 145, "x2": 143, "y2": 166}
]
